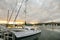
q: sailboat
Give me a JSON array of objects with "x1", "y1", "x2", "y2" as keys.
[{"x1": 0, "y1": 0, "x2": 41, "y2": 40}]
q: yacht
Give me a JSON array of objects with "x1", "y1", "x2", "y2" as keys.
[
  {"x1": 0, "y1": 24, "x2": 41, "y2": 40},
  {"x1": 0, "y1": 0, "x2": 41, "y2": 40}
]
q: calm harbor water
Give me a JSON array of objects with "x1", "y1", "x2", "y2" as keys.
[{"x1": 17, "y1": 25, "x2": 60, "y2": 40}]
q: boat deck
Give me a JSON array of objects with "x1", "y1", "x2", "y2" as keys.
[{"x1": 11, "y1": 30, "x2": 41, "y2": 38}]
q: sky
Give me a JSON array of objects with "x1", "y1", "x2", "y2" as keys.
[{"x1": 0, "y1": 0, "x2": 60, "y2": 23}]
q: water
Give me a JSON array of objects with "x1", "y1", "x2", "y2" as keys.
[{"x1": 0, "y1": 25, "x2": 60, "y2": 40}]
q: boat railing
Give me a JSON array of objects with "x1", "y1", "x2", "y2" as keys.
[
  {"x1": 0, "y1": 30, "x2": 4, "y2": 40},
  {"x1": 3, "y1": 31, "x2": 15, "y2": 40},
  {"x1": 0, "y1": 29, "x2": 15, "y2": 40}
]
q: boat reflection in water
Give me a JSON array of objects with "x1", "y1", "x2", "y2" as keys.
[{"x1": 0, "y1": 24, "x2": 41, "y2": 40}]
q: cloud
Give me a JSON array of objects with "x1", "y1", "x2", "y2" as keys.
[{"x1": 0, "y1": 0, "x2": 60, "y2": 23}]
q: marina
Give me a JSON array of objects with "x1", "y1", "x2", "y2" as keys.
[
  {"x1": 0, "y1": 0, "x2": 60, "y2": 40},
  {"x1": 0, "y1": 24, "x2": 60, "y2": 40}
]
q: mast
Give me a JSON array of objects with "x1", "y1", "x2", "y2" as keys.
[
  {"x1": 8, "y1": 0, "x2": 17, "y2": 23},
  {"x1": 13, "y1": 0, "x2": 24, "y2": 24},
  {"x1": 24, "y1": 0, "x2": 28, "y2": 25},
  {"x1": 7, "y1": 10, "x2": 9, "y2": 24},
  {"x1": 6, "y1": 10, "x2": 9, "y2": 27}
]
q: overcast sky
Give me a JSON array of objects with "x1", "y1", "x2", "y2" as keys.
[{"x1": 0, "y1": 0, "x2": 60, "y2": 23}]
